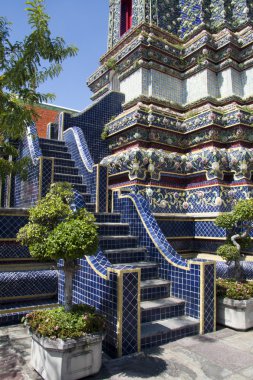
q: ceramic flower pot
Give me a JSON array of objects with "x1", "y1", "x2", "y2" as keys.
[
  {"x1": 217, "y1": 297, "x2": 253, "y2": 330},
  {"x1": 30, "y1": 333, "x2": 103, "y2": 380}
]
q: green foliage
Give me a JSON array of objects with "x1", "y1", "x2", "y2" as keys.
[
  {"x1": 28, "y1": 182, "x2": 74, "y2": 229},
  {"x1": 217, "y1": 278, "x2": 253, "y2": 300},
  {"x1": 0, "y1": 0, "x2": 78, "y2": 179},
  {"x1": 101, "y1": 125, "x2": 109, "y2": 140},
  {"x1": 46, "y1": 216, "x2": 98, "y2": 260},
  {"x1": 105, "y1": 58, "x2": 117, "y2": 71},
  {"x1": 214, "y1": 214, "x2": 236, "y2": 230},
  {"x1": 217, "y1": 244, "x2": 240, "y2": 263},
  {"x1": 233, "y1": 199, "x2": 253, "y2": 222},
  {"x1": 215, "y1": 200, "x2": 253, "y2": 277},
  {"x1": 22, "y1": 305, "x2": 106, "y2": 340},
  {"x1": 17, "y1": 182, "x2": 98, "y2": 261},
  {"x1": 237, "y1": 235, "x2": 252, "y2": 250}
]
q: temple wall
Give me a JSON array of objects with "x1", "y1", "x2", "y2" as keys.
[{"x1": 120, "y1": 67, "x2": 253, "y2": 104}]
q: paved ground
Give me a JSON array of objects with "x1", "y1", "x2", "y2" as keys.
[{"x1": 0, "y1": 325, "x2": 253, "y2": 379}]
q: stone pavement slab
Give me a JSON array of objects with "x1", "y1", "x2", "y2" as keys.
[{"x1": 0, "y1": 324, "x2": 253, "y2": 379}]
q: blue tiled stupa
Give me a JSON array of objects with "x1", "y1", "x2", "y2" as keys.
[{"x1": 1, "y1": 0, "x2": 253, "y2": 357}]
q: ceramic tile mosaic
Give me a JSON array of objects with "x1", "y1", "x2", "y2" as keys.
[
  {"x1": 4, "y1": 0, "x2": 253, "y2": 355},
  {"x1": 62, "y1": 92, "x2": 124, "y2": 164}
]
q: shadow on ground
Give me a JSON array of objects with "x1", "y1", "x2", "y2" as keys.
[{"x1": 86, "y1": 353, "x2": 168, "y2": 379}]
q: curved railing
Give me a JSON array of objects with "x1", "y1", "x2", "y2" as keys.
[
  {"x1": 64, "y1": 127, "x2": 94, "y2": 172},
  {"x1": 26, "y1": 123, "x2": 42, "y2": 164},
  {"x1": 113, "y1": 190, "x2": 216, "y2": 334},
  {"x1": 117, "y1": 191, "x2": 188, "y2": 269},
  {"x1": 63, "y1": 127, "x2": 96, "y2": 201},
  {"x1": 14, "y1": 124, "x2": 42, "y2": 207}
]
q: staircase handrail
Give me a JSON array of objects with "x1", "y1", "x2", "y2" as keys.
[
  {"x1": 117, "y1": 190, "x2": 189, "y2": 269},
  {"x1": 26, "y1": 123, "x2": 42, "y2": 165},
  {"x1": 63, "y1": 127, "x2": 94, "y2": 173}
]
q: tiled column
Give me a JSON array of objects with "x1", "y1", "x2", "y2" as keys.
[
  {"x1": 95, "y1": 164, "x2": 108, "y2": 213},
  {"x1": 108, "y1": 267, "x2": 141, "y2": 357}
]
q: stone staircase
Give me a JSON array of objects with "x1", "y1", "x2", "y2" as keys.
[
  {"x1": 0, "y1": 257, "x2": 58, "y2": 325},
  {"x1": 97, "y1": 213, "x2": 199, "y2": 350},
  {"x1": 39, "y1": 138, "x2": 96, "y2": 212},
  {"x1": 0, "y1": 137, "x2": 199, "y2": 350},
  {"x1": 0, "y1": 138, "x2": 95, "y2": 325}
]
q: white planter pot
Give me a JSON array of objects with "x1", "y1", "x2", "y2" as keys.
[
  {"x1": 217, "y1": 297, "x2": 253, "y2": 330},
  {"x1": 30, "y1": 333, "x2": 103, "y2": 380}
]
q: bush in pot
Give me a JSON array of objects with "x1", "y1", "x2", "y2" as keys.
[
  {"x1": 215, "y1": 198, "x2": 253, "y2": 282},
  {"x1": 17, "y1": 182, "x2": 105, "y2": 380},
  {"x1": 215, "y1": 199, "x2": 253, "y2": 329}
]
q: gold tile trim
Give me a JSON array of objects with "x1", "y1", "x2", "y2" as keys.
[
  {"x1": 199, "y1": 263, "x2": 205, "y2": 335},
  {"x1": 117, "y1": 271, "x2": 123, "y2": 357},
  {"x1": 214, "y1": 263, "x2": 217, "y2": 332},
  {"x1": 106, "y1": 168, "x2": 109, "y2": 213},
  {"x1": 0, "y1": 238, "x2": 17, "y2": 241},
  {"x1": 194, "y1": 236, "x2": 226, "y2": 240},
  {"x1": 111, "y1": 182, "x2": 253, "y2": 192},
  {"x1": 38, "y1": 157, "x2": 43, "y2": 200},
  {"x1": 51, "y1": 157, "x2": 55, "y2": 183},
  {"x1": 198, "y1": 261, "x2": 216, "y2": 334},
  {"x1": 84, "y1": 256, "x2": 108, "y2": 280},
  {"x1": 0, "y1": 303, "x2": 59, "y2": 315},
  {"x1": 137, "y1": 269, "x2": 141, "y2": 353},
  {"x1": 38, "y1": 157, "x2": 55, "y2": 200},
  {"x1": 0, "y1": 293, "x2": 56, "y2": 302},
  {"x1": 107, "y1": 267, "x2": 141, "y2": 357},
  {"x1": 6, "y1": 173, "x2": 12, "y2": 207},
  {"x1": 95, "y1": 164, "x2": 100, "y2": 213},
  {"x1": 84, "y1": 262, "x2": 142, "y2": 357}
]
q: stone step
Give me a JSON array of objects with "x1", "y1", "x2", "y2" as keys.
[
  {"x1": 40, "y1": 143, "x2": 68, "y2": 153},
  {"x1": 94, "y1": 213, "x2": 121, "y2": 223},
  {"x1": 71, "y1": 183, "x2": 87, "y2": 193},
  {"x1": 140, "y1": 279, "x2": 171, "y2": 301},
  {"x1": 0, "y1": 270, "x2": 58, "y2": 302},
  {"x1": 99, "y1": 235, "x2": 138, "y2": 250},
  {"x1": 39, "y1": 138, "x2": 65, "y2": 146},
  {"x1": 0, "y1": 261, "x2": 56, "y2": 272},
  {"x1": 112, "y1": 261, "x2": 159, "y2": 280},
  {"x1": 42, "y1": 149, "x2": 72, "y2": 160},
  {"x1": 54, "y1": 165, "x2": 79, "y2": 175},
  {"x1": 141, "y1": 296, "x2": 185, "y2": 323},
  {"x1": 141, "y1": 316, "x2": 199, "y2": 350},
  {"x1": 54, "y1": 158, "x2": 76, "y2": 167},
  {"x1": 131, "y1": 261, "x2": 159, "y2": 280},
  {"x1": 54, "y1": 173, "x2": 83, "y2": 184},
  {"x1": 103, "y1": 247, "x2": 147, "y2": 264},
  {"x1": 79, "y1": 193, "x2": 91, "y2": 203},
  {"x1": 0, "y1": 242, "x2": 30, "y2": 260},
  {"x1": 96, "y1": 222, "x2": 129, "y2": 236},
  {"x1": 85, "y1": 203, "x2": 96, "y2": 212},
  {"x1": 0, "y1": 299, "x2": 58, "y2": 326}
]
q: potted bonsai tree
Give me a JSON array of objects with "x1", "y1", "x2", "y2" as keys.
[
  {"x1": 17, "y1": 182, "x2": 106, "y2": 380},
  {"x1": 215, "y1": 198, "x2": 253, "y2": 330}
]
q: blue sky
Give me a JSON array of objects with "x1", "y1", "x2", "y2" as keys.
[{"x1": 2, "y1": 0, "x2": 109, "y2": 111}]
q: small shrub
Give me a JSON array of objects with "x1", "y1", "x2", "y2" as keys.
[
  {"x1": 22, "y1": 305, "x2": 106, "y2": 340},
  {"x1": 217, "y1": 278, "x2": 253, "y2": 300},
  {"x1": 217, "y1": 244, "x2": 240, "y2": 263},
  {"x1": 17, "y1": 182, "x2": 98, "y2": 311},
  {"x1": 101, "y1": 125, "x2": 109, "y2": 140},
  {"x1": 105, "y1": 58, "x2": 117, "y2": 71}
]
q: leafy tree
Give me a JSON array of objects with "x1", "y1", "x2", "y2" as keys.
[
  {"x1": 0, "y1": 0, "x2": 78, "y2": 180},
  {"x1": 215, "y1": 198, "x2": 253, "y2": 281},
  {"x1": 17, "y1": 183, "x2": 98, "y2": 311}
]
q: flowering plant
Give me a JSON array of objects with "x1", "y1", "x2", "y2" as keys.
[
  {"x1": 22, "y1": 305, "x2": 106, "y2": 340},
  {"x1": 216, "y1": 278, "x2": 253, "y2": 300}
]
